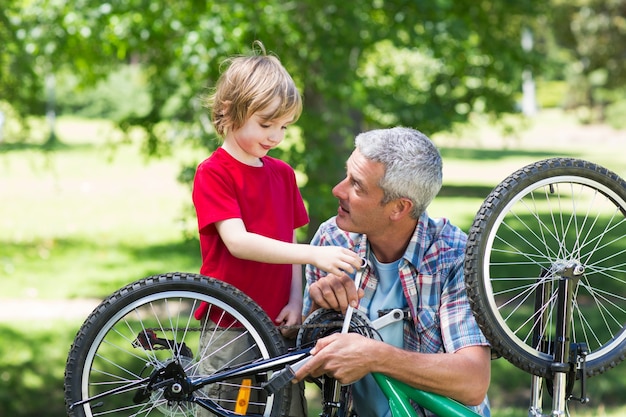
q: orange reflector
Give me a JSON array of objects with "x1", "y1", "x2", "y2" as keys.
[{"x1": 234, "y1": 378, "x2": 252, "y2": 415}]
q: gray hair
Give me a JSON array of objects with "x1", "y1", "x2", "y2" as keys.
[{"x1": 355, "y1": 127, "x2": 442, "y2": 218}]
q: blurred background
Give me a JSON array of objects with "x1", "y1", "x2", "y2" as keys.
[{"x1": 1, "y1": 1, "x2": 625, "y2": 416}]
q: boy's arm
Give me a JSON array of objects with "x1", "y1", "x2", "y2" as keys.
[
  {"x1": 289, "y1": 231, "x2": 304, "y2": 308},
  {"x1": 270, "y1": 233, "x2": 305, "y2": 337},
  {"x1": 215, "y1": 218, "x2": 361, "y2": 275}
]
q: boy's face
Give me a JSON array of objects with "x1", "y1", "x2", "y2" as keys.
[{"x1": 224, "y1": 98, "x2": 295, "y2": 165}]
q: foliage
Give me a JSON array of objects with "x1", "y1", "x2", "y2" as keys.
[
  {"x1": 3, "y1": 1, "x2": 624, "y2": 229},
  {"x1": 55, "y1": 65, "x2": 151, "y2": 120},
  {"x1": 547, "y1": 0, "x2": 626, "y2": 121},
  {"x1": 535, "y1": 80, "x2": 568, "y2": 109},
  {"x1": 1, "y1": 0, "x2": 548, "y2": 235},
  {"x1": 605, "y1": 96, "x2": 626, "y2": 129},
  {"x1": 0, "y1": 0, "x2": 45, "y2": 119},
  {"x1": 0, "y1": 323, "x2": 78, "y2": 417}
]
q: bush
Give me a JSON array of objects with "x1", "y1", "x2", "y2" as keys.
[
  {"x1": 0, "y1": 323, "x2": 78, "y2": 417},
  {"x1": 56, "y1": 65, "x2": 151, "y2": 122},
  {"x1": 536, "y1": 80, "x2": 568, "y2": 109},
  {"x1": 606, "y1": 98, "x2": 626, "y2": 130}
]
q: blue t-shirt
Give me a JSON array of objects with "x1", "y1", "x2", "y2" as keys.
[{"x1": 352, "y1": 254, "x2": 407, "y2": 417}]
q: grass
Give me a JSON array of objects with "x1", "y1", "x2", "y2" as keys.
[
  {"x1": 1, "y1": 120, "x2": 202, "y2": 299},
  {"x1": 0, "y1": 321, "x2": 78, "y2": 417},
  {"x1": 1, "y1": 110, "x2": 626, "y2": 416}
]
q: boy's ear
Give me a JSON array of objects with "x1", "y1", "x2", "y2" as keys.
[{"x1": 218, "y1": 101, "x2": 234, "y2": 131}]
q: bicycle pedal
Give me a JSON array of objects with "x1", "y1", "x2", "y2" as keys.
[
  {"x1": 132, "y1": 329, "x2": 194, "y2": 357},
  {"x1": 262, "y1": 366, "x2": 296, "y2": 395}
]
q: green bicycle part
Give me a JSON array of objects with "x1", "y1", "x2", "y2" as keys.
[{"x1": 373, "y1": 373, "x2": 481, "y2": 417}]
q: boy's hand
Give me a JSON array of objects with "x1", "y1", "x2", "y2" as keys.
[
  {"x1": 275, "y1": 302, "x2": 302, "y2": 338},
  {"x1": 312, "y1": 246, "x2": 362, "y2": 276}
]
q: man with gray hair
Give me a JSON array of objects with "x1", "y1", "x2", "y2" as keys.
[{"x1": 296, "y1": 127, "x2": 491, "y2": 417}]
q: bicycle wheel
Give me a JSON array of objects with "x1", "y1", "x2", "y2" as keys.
[
  {"x1": 465, "y1": 158, "x2": 626, "y2": 378},
  {"x1": 64, "y1": 272, "x2": 290, "y2": 417}
]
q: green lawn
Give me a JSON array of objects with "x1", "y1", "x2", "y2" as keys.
[
  {"x1": 1, "y1": 118, "x2": 202, "y2": 299},
  {"x1": 1, "y1": 110, "x2": 625, "y2": 416}
]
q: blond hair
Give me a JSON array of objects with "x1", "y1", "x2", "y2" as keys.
[{"x1": 205, "y1": 42, "x2": 302, "y2": 137}]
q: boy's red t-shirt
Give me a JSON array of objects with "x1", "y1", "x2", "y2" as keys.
[{"x1": 192, "y1": 147, "x2": 309, "y2": 323}]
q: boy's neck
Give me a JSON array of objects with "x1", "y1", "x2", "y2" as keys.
[{"x1": 221, "y1": 142, "x2": 263, "y2": 167}]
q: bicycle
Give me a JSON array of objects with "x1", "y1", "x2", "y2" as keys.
[
  {"x1": 64, "y1": 157, "x2": 626, "y2": 417},
  {"x1": 464, "y1": 157, "x2": 626, "y2": 416}
]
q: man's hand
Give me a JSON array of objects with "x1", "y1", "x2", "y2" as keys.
[
  {"x1": 308, "y1": 273, "x2": 365, "y2": 313},
  {"x1": 293, "y1": 334, "x2": 492, "y2": 407},
  {"x1": 293, "y1": 333, "x2": 378, "y2": 384}
]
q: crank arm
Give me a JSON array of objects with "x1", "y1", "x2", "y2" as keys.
[{"x1": 371, "y1": 308, "x2": 406, "y2": 330}]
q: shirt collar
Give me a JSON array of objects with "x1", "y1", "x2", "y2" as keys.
[{"x1": 352, "y1": 211, "x2": 431, "y2": 271}]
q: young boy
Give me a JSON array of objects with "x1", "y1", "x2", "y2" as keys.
[{"x1": 193, "y1": 42, "x2": 361, "y2": 416}]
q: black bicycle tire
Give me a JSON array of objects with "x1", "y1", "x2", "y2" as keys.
[
  {"x1": 64, "y1": 272, "x2": 290, "y2": 417},
  {"x1": 465, "y1": 157, "x2": 626, "y2": 378}
]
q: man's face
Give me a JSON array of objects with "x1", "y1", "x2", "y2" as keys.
[{"x1": 332, "y1": 149, "x2": 394, "y2": 236}]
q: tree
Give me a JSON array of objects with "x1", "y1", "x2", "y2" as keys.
[
  {"x1": 1, "y1": 0, "x2": 48, "y2": 136},
  {"x1": 1, "y1": 0, "x2": 545, "y2": 235},
  {"x1": 548, "y1": 0, "x2": 626, "y2": 121}
]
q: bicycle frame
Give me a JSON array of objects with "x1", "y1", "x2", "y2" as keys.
[
  {"x1": 65, "y1": 285, "x2": 481, "y2": 417},
  {"x1": 69, "y1": 348, "x2": 311, "y2": 417},
  {"x1": 192, "y1": 349, "x2": 309, "y2": 416},
  {"x1": 374, "y1": 373, "x2": 480, "y2": 417},
  {"x1": 189, "y1": 348, "x2": 480, "y2": 417},
  {"x1": 191, "y1": 288, "x2": 482, "y2": 417},
  {"x1": 528, "y1": 262, "x2": 587, "y2": 417},
  {"x1": 71, "y1": 329, "x2": 480, "y2": 417}
]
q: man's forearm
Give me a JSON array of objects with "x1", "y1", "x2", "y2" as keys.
[{"x1": 371, "y1": 343, "x2": 490, "y2": 406}]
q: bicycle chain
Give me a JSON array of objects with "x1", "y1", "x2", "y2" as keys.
[
  {"x1": 148, "y1": 322, "x2": 345, "y2": 333},
  {"x1": 141, "y1": 310, "x2": 374, "y2": 352}
]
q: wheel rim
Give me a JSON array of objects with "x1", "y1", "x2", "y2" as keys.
[
  {"x1": 78, "y1": 289, "x2": 276, "y2": 417},
  {"x1": 482, "y1": 174, "x2": 626, "y2": 365}
]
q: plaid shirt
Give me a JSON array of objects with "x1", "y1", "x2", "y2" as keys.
[{"x1": 303, "y1": 212, "x2": 490, "y2": 417}]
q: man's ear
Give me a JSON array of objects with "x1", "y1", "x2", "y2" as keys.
[{"x1": 390, "y1": 198, "x2": 414, "y2": 220}]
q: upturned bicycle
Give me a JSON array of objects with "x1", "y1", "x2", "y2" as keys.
[{"x1": 64, "y1": 157, "x2": 626, "y2": 417}]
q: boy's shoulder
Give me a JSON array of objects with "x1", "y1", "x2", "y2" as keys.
[
  {"x1": 263, "y1": 155, "x2": 293, "y2": 169},
  {"x1": 261, "y1": 156, "x2": 298, "y2": 180},
  {"x1": 198, "y1": 147, "x2": 226, "y2": 167}
]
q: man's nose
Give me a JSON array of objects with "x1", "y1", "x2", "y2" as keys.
[{"x1": 332, "y1": 178, "x2": 348, "y2": 198}]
